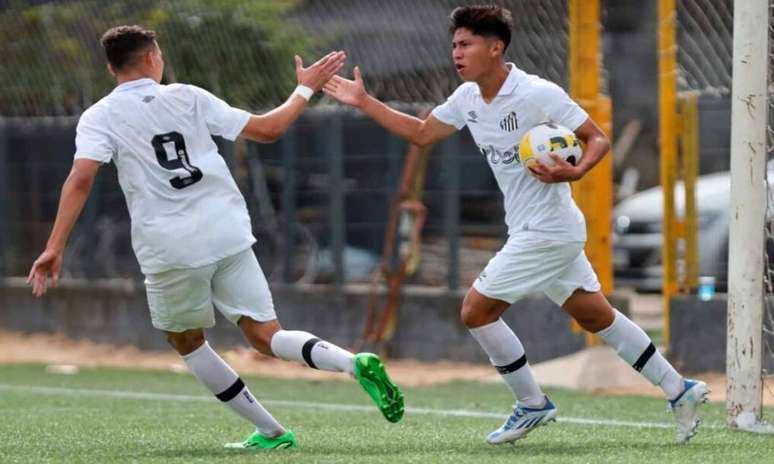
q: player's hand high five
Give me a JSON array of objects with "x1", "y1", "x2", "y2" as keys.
[
  {"x1": 323, "y1": 66, "x2": 368, "y2": 108},
  {"x1": 295, "y1": 51, "x2": 347, "y2": 92}
]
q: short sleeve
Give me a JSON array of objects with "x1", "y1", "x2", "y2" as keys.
[
  {"x1": 74, "y1": 106, "x2": 115, "y2": 163},
  {"x1": 431, "y1": 85, "x2": 469, "y2": 130},
  {"x1": 190, "y1": 85, "x2": 251, "y2": 141},
  {"x1": 530, "y1": 81, "x2": 588, "y2": 131}
]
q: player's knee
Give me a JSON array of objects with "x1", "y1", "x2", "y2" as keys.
[
  {"x1": 166, "y1": 331, "x2": 205, "y2": 356},
  {"x1": 460, "y1": 303, "x2": 488, "y2": 328},
  {"x1": 238, "y1": 317, "x2": 281, "y2": 356},
  {"x1": 253, "y1": 332, "x2": 275, "y2": 357},
  {"x1": 573, "y1": 312, "x2": 608, "y2": 333}
]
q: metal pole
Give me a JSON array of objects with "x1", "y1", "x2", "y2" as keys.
[
  {"x1": 280, "y1": 126, "x2": 297, "y2": 283},
  {"x1": 0, "y1": 121, "x2": 7, "y2": 276},
  {"x1": 726, "y1": 0, "x2": 769, "y2": 429},
  {"x1": 218, "y1": 137, "x2": 235, "y2": 169},
  {"x1": 658, "y1": 0, "x2": 679, "y2": 347},
  {"x1": 325, "y1": 115, "x2": 345, "y2": 288},
  {"x1": 442, "y1": 135, "x2": 460, "y2": 291},
  {"x1": 569, "y1": 0, "x2": 613, "y2": 349},
  {"x1": 386, "y1": 133, "x2": 404, "y2": 271},
  {"x1": 680, "y1": 94, "x2": 700, "y2": 291}
]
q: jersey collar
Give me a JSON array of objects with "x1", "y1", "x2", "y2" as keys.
[
  {"x1": 473, "y1": 62, "x2": 521, "y2": 98},
  {"x1": 113, "y1": 78, "x2": 158, "y2": 93}
]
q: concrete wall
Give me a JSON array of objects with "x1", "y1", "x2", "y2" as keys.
[
  {"x1": 0, "y1": 278, "x2": 612, "y2": 364},
  {"x1": 669, "y1": 294, "x2": 774, "y2": 373}
]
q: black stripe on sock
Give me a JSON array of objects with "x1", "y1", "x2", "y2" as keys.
[
  {"x1": 495, "y1": 354, "x2": 527, "y2": 375},
  {"x1": 632, "y1": 343, "x2": 656, "y2": 372},
  {"x1": 215, "y1": 378, "x2": 245, "y2": 402},
  {"x1": 302, "y1": 337, "x2": 322, "y2": 369}
]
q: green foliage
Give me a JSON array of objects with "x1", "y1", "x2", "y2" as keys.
[{"x1": 0, "y1": 0, "x2": 310, "y2": 116}]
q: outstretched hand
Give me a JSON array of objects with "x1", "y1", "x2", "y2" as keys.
[
  {"x1": 27, "y1": 249, "x2": 63, "y2": 297},
  {"x1": 322, "y1": 66, "x2": 368, "y2": 108},
  {"x1": 528, "y1": 154, "x2": 584, "y2": 183},
  {"x1": 295, "y1": 51, "x2": 347, "y2": 92}
]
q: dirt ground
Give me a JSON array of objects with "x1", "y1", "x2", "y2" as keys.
[
  {"x1": 0, "y1": 330, "x2": 496, "y2": 385},
  {"x1": 1, "y1": 329, "x2": 772, "y2": 406}
]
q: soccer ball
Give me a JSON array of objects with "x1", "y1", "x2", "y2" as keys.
[{"x1": 518, "y1": 122, "x2": 582, "y2": 169}]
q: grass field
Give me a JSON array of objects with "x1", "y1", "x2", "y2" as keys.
[{"x1": 1, "y1": 364, "x2": 773, "y2": 463}]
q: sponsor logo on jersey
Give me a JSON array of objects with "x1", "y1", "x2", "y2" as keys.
[
  {"x1": 499, "y1": 111, "x2": 518, "y2": 132},
  {"x1": 477, "y1": 143, "x2": 521, "y2": 166},
  {"x1": 467, "y1": 110, "x2": 478, "y2": 123}
]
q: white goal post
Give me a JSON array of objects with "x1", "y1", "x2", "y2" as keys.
[{"x1": 726, "y1": 0, "x2": 770, "y2": 430}]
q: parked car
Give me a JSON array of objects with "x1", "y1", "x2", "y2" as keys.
[{"x1": 613, "y1": 161, "x2": 774, "y2": 292}]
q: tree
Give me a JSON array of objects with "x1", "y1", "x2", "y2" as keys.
[{"x1": 0, "y1": 0, "x2": 312, "y2": 116}]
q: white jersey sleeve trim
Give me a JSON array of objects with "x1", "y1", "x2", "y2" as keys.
[
  {"x1": 73, "y1": 104, "x2": 115, "y2": 163},
  {"x1": 431, "y1": 84, "x2": 471, "y2": 130},
  {"x1": 529, "y1": 81, "x2": 589, "y2": 131},
  {"x1": 189, "y1": 85, "x2": 251, "y2": 141}
]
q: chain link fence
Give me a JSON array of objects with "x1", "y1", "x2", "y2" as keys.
[
  {"x1": 1, "y1": 0, "x2": 568, "y2": 116},
  {"x1": 0, "y1": 0, "x2": 574, "y2": 287}
]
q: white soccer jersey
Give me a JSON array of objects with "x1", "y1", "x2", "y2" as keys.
[
  {"x1": 432, "y1": 63, "x2": 589, "y2": 243},
  {"x1": 74, "y1": 78, "x2": 255, "y2": 274}
]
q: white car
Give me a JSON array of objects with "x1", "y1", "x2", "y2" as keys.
[{"x1": 612, "y1": 161, "x2": 774, "y2": 292}]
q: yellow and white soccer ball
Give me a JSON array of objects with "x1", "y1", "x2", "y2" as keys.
[{"x1": 518, "y1": 122, "x2": 582, "y2": 169}]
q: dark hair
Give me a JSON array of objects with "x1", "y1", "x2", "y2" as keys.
[
  {"x1": 100, "y1": 25, "x2": 157, "y2": 70},
  {"x1": 448, "y1": 5, "x2": 512, "y2": 50}
]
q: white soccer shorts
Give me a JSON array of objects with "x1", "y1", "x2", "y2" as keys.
[
  {"x1": 144, "y1": 248, "x2": 276, "y2": 332},
  {"x1": 472, "y1": 238, "x2": 601, "y2": 305}
]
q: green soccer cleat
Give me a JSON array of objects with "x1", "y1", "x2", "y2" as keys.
[
  {"x1": 353, "y1": 352, "x2": 405, "y2": 423},
  {"x1": 224, "y1": 430, "x2": 297, "y2": 450}
]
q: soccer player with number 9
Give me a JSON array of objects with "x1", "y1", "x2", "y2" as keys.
[{"x1": 27, "y1": 25, "x2": 404, "y2": 450}]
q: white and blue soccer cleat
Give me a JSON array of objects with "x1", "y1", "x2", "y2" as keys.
[
  {"x1": 486, "y1": 396, "x2": 558, "y2": 445},
  {"x1": 668, "y1": 379, "x2": 710, "y2": 444}
]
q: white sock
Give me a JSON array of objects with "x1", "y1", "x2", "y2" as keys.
[
  {"x1": 469, "y1": 318, "x2": 545, "y2": 407},
  {"x1": 595, "y1": 309, "x2": 684, "y2": 400},
  {"x1": 183, "y1": 341, "x2": 285, "y2": 437},
  {"x1": 270, "y1": 330, "x2": 354, "y2": 374}
]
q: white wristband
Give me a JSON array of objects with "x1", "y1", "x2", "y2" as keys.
[{"x1": 293, "y1": 84, "x2": 314, "y2": 101}]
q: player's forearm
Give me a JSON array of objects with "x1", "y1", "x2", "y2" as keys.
[
  {"x1": 576, "y1": 133, "x2": 610, "y2": 176},
  {"x1": 242, "y1": 94, "x2": 308, "y2": 143},
  {"x1": 360, "y1": 96, "x2": 428, "y2": 146},
  {"x1": 45, "y1": 173, "x2": 95, "y2": 253}
]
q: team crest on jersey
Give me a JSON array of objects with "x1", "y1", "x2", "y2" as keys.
[
  {"x1": 499, "y1": 111, "x2": 518, "y2": 132},
  {"x1": 467, "y1": 110, "x2": 478, "y2": 123}
]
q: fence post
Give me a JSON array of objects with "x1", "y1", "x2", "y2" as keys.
[
  {"x1": 280, "y1": 126, "x2": 297, "y2": 283},
  {"x1": 442, "y1": 135, "x2": 460, "y2": 291},
  {"x1": 658, "y1": 0, "x2": 679, "y2": 347},
  {"x1": 386, "y1": 133, "x2": 404, "y2": 270},
  {"x1": 323, "y1": 114, "x2": 345, "y2": 288},
  {"x1": 0, "y1": 121, "x2": 7, "y2": 276},
  {"x1": 218, "y1": 137, "x2": 235, "y2": 169}
]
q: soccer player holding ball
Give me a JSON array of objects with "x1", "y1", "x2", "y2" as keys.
[
  {"x1": 324, "y1": 5, "x2": 707, "y2": 445},
  {"x1": 27, "y1": 25, "x2": 403, "y2": 450}
]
